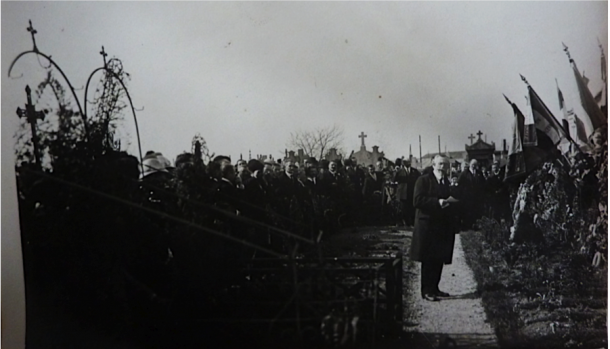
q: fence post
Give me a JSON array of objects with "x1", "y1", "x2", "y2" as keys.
[
  {"x1": 385, "y1": 258, "x2": 395, "y2": 325},
  {"x1": 395, "y1": 252, "x2": 403, "y2": 324}
]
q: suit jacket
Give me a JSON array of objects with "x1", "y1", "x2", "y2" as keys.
[
  {"x1": 318, "y1": 171, "x2": 343, "y2": 198},
  {"x1": 457, "y1": 169, "x2": 485, "y2": 202},
  {"x1": 409, "y1": 172, "x2": 458, "y2": 263},
  {"x1": 393, "y1": 167, "x2": 421, "y2": 201},
  {"x1": 362, "y1": 172, "x2": 383, "y2": 198}
]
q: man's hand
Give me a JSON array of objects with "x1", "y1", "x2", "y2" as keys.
[{"x1": 439, "y1": 199, "x2": 450, "y2": 208}]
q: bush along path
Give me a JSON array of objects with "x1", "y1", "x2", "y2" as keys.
[
  {"x1": 461, "y1": 227, "x2": 607, "y2": 349},
  {"x1": 401, "y1": 229, "x2": 499, "y2": 349}
]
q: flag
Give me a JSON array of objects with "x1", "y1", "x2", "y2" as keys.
[
  {"x1": 503, "y1": 94, "x2": 547, "y2": 181},
  {"x1": 558, "y1": 84, "x2": 566, "y2": 113},
  {"x1": 523, "y1": 96, "x2": 538, "y2": 147},
  {"x1": 567, "y1": 112, "x2": 591, "y2": 150},
  {"x1": 571, "y1": 59, "x2": 606, "y2": 130},
  {"x1": 600, "y1": 43, "x2": 606, "y2": 84},
  {"x1": 504, "y1": 104, "x2": 526, "y2": 182},
  {"x1": 528, "y1": 85, "x2": 570, "y2": 148}
]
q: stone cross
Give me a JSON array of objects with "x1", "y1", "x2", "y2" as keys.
[
  {"x1": 468, "y1": 134, "x2": 475, "y2": 144},
  {"x1": 477, "y1": 130, "x2": 483, "y2": 141},
  {"x1": 359, "y1": 132, "x2": 367, "y2": 148}
]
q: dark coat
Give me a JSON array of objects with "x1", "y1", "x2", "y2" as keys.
[
  {"x1": 409, "y1": 172, "x2": 459, "y2": 263},
  {"x1": 362, "y1": 172, "x2": 383, "y2": 198},
  {"x1": 318, "y1": 171, "x2": 343, "y2": 198},
  {"x1": 457, "y1": 169, "x2": 485, "y2": 201},
  {"x1": 393, "y1": 167, "x2": 421, "y2": 201}
]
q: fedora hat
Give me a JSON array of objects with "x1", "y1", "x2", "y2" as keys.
[{"x1": 141, "y1": 157, "x2": 168, "y2": 178}]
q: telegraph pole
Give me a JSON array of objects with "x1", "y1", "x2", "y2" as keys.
[
  {"x1": 419, "y1": 135, "x2": 422, "y2": 166},
  {"x1": 16, "y1": 85, "x2": 46, "y2": 170},
  {"x1": 438, "y1": 135, "x2": 441, "y2": 155}
]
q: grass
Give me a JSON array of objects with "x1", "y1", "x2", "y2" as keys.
[{"x1": 461, "y1": 230, "x2": 607, "y2": 349}]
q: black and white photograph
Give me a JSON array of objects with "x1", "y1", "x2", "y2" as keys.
[{"x1": 2, "y1": 2, "x2": 608, "y2": 348}]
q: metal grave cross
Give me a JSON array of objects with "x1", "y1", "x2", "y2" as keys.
[
  {"x1": 476, "y1": 130, "x2": 483, "y2": 141},
  {"x1": 27, "y1": 20, "x2": 38, "y2": 52},
  {"x1": 100, "y1": 46, "x2": 108, "y2": 67},
  {"x1": 16, "y1": 85, "x2": 47, "y2": 169}
]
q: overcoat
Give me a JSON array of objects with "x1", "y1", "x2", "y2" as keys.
[
  {"x1": 409, "y1": 172, "x2": 459, "y2": 263},
  {"x1": 393, "y1": 167, "x2": 421, "y2": 201}
]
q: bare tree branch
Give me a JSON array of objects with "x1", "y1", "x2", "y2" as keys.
[{"x1": 286, "y1": 124, "x2": 344, "y2": 160}]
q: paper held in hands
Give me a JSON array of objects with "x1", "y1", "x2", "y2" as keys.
[
  {"x1": 440, "y1": 196, "x2": 459, "y2": 209},
  {"x1": 445, "y1": 196, "x2": 460, "y2": 203}
]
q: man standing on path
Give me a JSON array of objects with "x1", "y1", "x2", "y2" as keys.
[
  {"x1": 410, "y1": 154, "x2": 459, "y2": 301},
  {"x1": 393, "y1": 158, "x2": 421, "y2": 227},
  {"x1": 457, "y1": 159, "x2": 485, "y2": 229}
]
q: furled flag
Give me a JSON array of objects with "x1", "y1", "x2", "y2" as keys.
[
  {"x1": 523, "y1": 96, "x2": 538, "y2": 147},
  {"x1": 557, "y1": 82, "x2": 589, "y2": 149},
  {"x1": 503, "y1": 94, "x2": 549, "y2": 182},
  {"x1": 565, "y1": 44, "x2": 606, "y2": 130},
  {"x1": 504, "y1": 97, "x2": 526, "y2": 182},
  {"x1": 597, "y1": 39, "x2": 608, "y2": 114}
]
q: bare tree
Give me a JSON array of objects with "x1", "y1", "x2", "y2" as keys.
[{"x1": 287, "y1": 124, "x2": 344, "y2": 160}]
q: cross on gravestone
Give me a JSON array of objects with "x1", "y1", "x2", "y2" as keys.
[
  {"x1": 477, "y1": 130, "x2": 483, "y2": 140},
  {"x1": 16, "y1": 85, "x2": 46, "y2": 170},
  {"x1": 27, "y1": 20, "x2": 38, "y2": 51},
  {"x1": 100, "y1": 46, "x2": 108, "y2": 67},
  {"x1": 468, "y1": 134, "x2": 475, "y2": 144},
  {"x1": 359, "y1": 132, "x2": 367, "y2": 147}
]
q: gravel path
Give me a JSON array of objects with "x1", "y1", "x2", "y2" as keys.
[{"x1": 403, "y1": 230, "x2": 499, "y2": 349}]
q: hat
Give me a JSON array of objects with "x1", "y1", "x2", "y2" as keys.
[
  {"x1": 141, "y1": 157, "x2": 168, "y2": 178},
  {"x1": 263, "y1": 158, "x2": 275, "y2": 165},
  {"x1": 156, "y1": 153, "x2": 173, "y2": 169},
  {"x1": 395, "y1": 158, "x2": 402, "y2": 167},
  {"x1": 143, "y1": 150, "x2": 158, "y2": 161},
  {"x1": 247, "y1": 159, "x2": 264, "y2": 173}
]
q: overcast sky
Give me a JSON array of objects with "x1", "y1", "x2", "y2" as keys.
[{"x1": 2, "y1": 2, "x2": 607, "y2": 163}]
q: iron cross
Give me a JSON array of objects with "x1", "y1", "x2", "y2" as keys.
[
  {"x1": 100, "y1": 46, "x2": 108, "y2": 67},
  {"x1": 16, "y1": 85, "x2": 46, "y2": 170},
  {"x1": 27, "y1": 20, "x2": 38, "y2": 52}
]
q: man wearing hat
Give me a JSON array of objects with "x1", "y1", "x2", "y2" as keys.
[{"x1": 393, "y1": 157, "x2": 421, "y2": 227}]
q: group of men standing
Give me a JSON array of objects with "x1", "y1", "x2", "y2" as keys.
[{"x1": 139, "y1": 149, "x2": 510, "y2": 302}]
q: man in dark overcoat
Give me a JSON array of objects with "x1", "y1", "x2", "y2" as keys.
[
  {"x1": 457, "y1": 159, "x2": 485, "y2": 229},
  {"x1": 393, "y1": 158, "x2": 421, "y2": 227},
  {"x1": 410, "y1": 155, "x2": 459, "y2": 301}
]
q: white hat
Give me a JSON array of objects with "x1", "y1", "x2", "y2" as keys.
[
  {"x1": 141, "y1": 157, "x2": 168, "y2": 178},
  {"x1": 156, "y1": 154, "x2": 173, "y2": 169}
]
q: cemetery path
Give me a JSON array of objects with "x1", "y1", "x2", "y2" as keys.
[{"x1": 400, "y1": 229, "x2": 499, "y2": 349}]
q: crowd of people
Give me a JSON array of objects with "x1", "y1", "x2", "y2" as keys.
[{"x1": 139, "y1": 149, "x2": 513, "y2": 249}]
